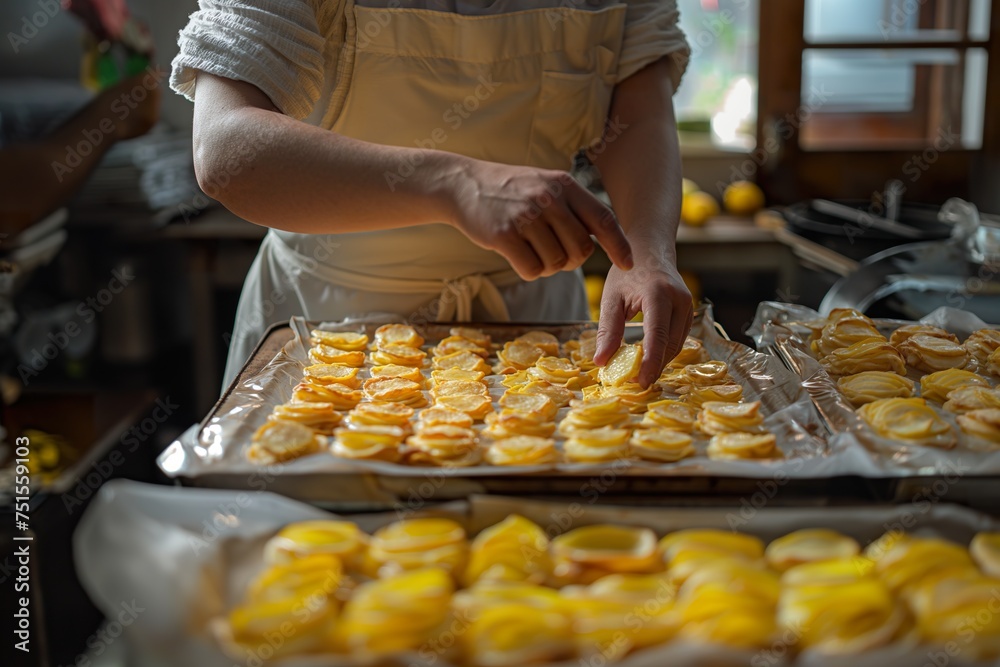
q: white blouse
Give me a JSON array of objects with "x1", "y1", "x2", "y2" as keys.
[{"x1": 171, "y1": 0, "x2": 690, "y2": 124}]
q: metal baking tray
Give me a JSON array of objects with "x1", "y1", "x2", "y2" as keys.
[
  {"x1": 76, "y1": 481, "x2": 1000, "y2": 667},
  {"x1": 157, "y1": 306, "x2": 853, "y2": 509},
  {"x1": 750, "y1": 301, "x2": 1000, "y2": 510}
]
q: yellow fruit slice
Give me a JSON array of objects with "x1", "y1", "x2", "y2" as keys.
[
  {"x1": 302, "y1": 364, "x2": 361, "y2": 387},
  {"x1": 248, "y1": 554, "x2": 342, "y2": 602},
  {"x1": 434, "y1": 393, "x2": 493, "y2": 420},
  {"x1": 971, "y1": 532, "x2": 1000, "y2": 577},
  {"x1": 374, "y1": 323, "x2": 424, "y2": 348},
  {"x1": 362, "y1": 377, "x2": 424, "y2": 402},
  {"x1": 433, "y1": 350, "x2": 492, "y2": 374},
  {"x1": 598, "y1": 343, "x2": 643, "y2": 387},
  {"x1": 660, "y1": 529, "x2": 765, "y2": 565},
  {"x1": 464, "y1": 603, "x2": 573, "y2": 666},
  {"x1": 430, "y1": 379, "x2": 489, "y2": 399},
  {"x1": 307, "y1": 345, "x2": 366, "y2": 367},
  {"x1": 765, "y1": 529, "x2": 861, "y2": 571},
  {"x1": 497, "y1": 340, "x2": 547, "y2": 371},
  {"x1": 552, "y1": 524, "x2": 660, "y2": 573},
  {"x1": 369, "y1": 363, "x2": 424, "y2": 384},
  {"x1": 347, "y1": 401, "x2": 414, "y2": 427},
  {"x1": 371, "y1": 517, "x2": 466, "y2": 553},
  {"x1": 511, "y1": 380, "x2": 575, "y2": 408},
  {"x1": 371, "y1": 344, "x2": 427, "y2": 367},
  {"x1": 432, "y1": 335, "x2": 490, "y2": 358},
  {"x1": 781, "y1": 557, "x2": 875, "y2": 588},
  {"x1": 431, "y1": 368, "x2": 486, "y2": 384},
  {"x1": 417, "y1": 407, "x2": 475, "y2": 429},
  {"x1": 268, "y1": 402, "x2": 342, "y2": 433},
  {"x1": 449, "y1": 326, "x2": 491, "y2": 349},
  {"x1": 310, "y1": 330, "x2": 368, "y2": 351},
  {"x1": 498, "y1": 392, "x2": 558, "y2": 420},
  {"x1": 291, "y1": 381, "x2": 363, "y2": 409},
  {"x1": 247, "y1": 420, "x2": 321, "y2": 464},
  {"x1": 263, "y1": 520, "x2": 366, "y2": 565},
  {"x1": 515, "y1": 331, "x2": 560, "y2": 357}
]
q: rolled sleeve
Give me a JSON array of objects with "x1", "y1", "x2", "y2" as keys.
[
  {"x1": 616, "y1": 0, "x2": 690, "y2": 90},
  {"x1": 170, "y1": 0, "x2": 326, "y2": 120}
]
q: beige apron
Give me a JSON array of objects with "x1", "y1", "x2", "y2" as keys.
[{"x1": 224, "y1": 2, "x2": 627, "y2": 387}]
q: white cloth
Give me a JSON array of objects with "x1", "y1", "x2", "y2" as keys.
[{"x1": 170, "y1": 0, "x2": 690, "y2": 390}]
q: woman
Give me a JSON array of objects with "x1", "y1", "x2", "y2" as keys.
[{"x1": 171, "y1": 0, "x2": 692, "y2": 389}]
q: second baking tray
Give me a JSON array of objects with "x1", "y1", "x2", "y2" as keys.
[{"x1": 750, "y1": 301, "x2": 1000, "y2": 510}]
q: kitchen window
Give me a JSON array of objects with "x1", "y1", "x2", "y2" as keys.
[{"x1": 756, "y1": 0, "x2": 1000, "y2": 204}]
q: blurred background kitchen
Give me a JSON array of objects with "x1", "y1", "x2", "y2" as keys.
[{"x1": 1, "y1": 0, "x2": 999, "y2": 664}]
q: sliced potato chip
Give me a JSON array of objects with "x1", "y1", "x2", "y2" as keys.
[
  {"x1": 515, "y1": 331, "x2": 560, "y2": 357},
  {"x1": 292, "y1": 381, "x2": 363, "y2": 409},
  {"x1": 431, "y1": 368, "x2": 486, "y2": 384},
  {"x1": 498, "y1": 392, "x2": 558, "y2": 420},
  {"x1": 430, "y1": 379, "x2": 489, "y2": 399},
  {"x1": 370, "y1": 364, "x2": 425, "y2": 384},
  {"x1": 432, "y1": 335, "x2": 490, "y2": 358},
  {"x1": 362, "y1": 377, "x2": 424, "y2": 402},
  {"x1": 597, "y1": 343, "x2": 643, "y2": 387},
  {"x1": 417, "y1": 407, "x2": 475, "y2": 429},
  {"x1": 434, "y1": 393, "x2": 493, "y2": 420},
  {"x1": 303, "y1": 364, "x2": 361, "y2": 388},
  {"x1": 248, "y1": 420, "x2": 321, "y2": 464},
  {"x1": 310, "y1": 330, "x2": 368, "y2": 351},
  {"x1": 486, "y1": 436, "x2": 558, "y2": 466},
  {"x1": 371, "y1": 344, "x2": 427, "y2": 367},
  {"x1": 308, "y1": 345, "x2": 366, "y2": 367},
  {"x1": 434, "y1": 350, "x2": 492, "y2": 374},
  {"x1": 374, "y1": 323, "x2": 424, "y2": 348}
]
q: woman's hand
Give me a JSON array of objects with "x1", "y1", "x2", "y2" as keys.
[
  {"x1": 448, "y1": 160, "x2": 633, "y2": 280},
  {"x1": 595, "y1": 254, "x2": 693, "y2": 387}
]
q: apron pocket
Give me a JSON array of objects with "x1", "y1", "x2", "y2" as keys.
[{"x1": 528, "y1": 69, "x2": 606, "y2": 169}]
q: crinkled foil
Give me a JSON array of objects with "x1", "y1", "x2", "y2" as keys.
[
  {"x1": 75, "y1": 480, "x2": 999, "y2": 667},
  {"x1": 157, "y1": 305, "x2": 848, "y2": 505},
  {"x1": 750, "y1": 301, "x2": 1000, "y2": 476}
]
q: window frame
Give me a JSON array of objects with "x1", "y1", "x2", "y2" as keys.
[{"x1": 755, "y1": 0, "x2": 1000, "y2": 205}]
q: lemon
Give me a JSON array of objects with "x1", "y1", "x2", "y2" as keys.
[
  {"x1": 682, "y1": 178, "x2": 700, "y2": 196},
  {"x1": 681, "y1": 191, "x2": 719, "y2": 227},
  {"x1": 584, "y1": 274, "x2": 604, "y2": 306},
  {"x1": 680, "y1": 270, "x2": 701, "y2": 305},
  {"x1": 723, "y1": 180, "x2": 765, "y2": 216}
]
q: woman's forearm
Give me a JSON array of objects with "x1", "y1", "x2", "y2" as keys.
[
  {"x1": 592, "y1": 57, "x2": 682, "y2": 262},
  {"x1": 193, "y1": 73, "x2": 465, "y2": 234}
]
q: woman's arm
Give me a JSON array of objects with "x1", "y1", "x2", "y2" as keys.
[
  {"x1": 591, "y1": 56, "x2": 693, "y2": 386},
  {"x1": 193, "y1": 73, "x2": 632, "y2": 280}
]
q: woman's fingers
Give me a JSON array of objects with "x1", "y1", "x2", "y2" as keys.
[
  {"x1": 565, "y1": 182, "x2": 633, "y2": 270},
  {"x1": 518, "y1": 218, "x2": 568, "y2": 277},
  {"x1": 498, "y1": 236, "x2": 545, "y2": 281},
  {"x1": 544, "y1": 204, "x2": 596, "y2": 271}
]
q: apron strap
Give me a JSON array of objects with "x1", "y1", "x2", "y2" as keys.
[{"x1": 267, "y1": 232, "x2": 517, "y2": 322}]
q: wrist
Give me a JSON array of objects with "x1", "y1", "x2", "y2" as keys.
[
  {"x1": 624, "y1": 230, "x2": 677, "y2": 265},
  {"x1": 419, "y1": 151, "x2": 475, "y2": 228}
]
